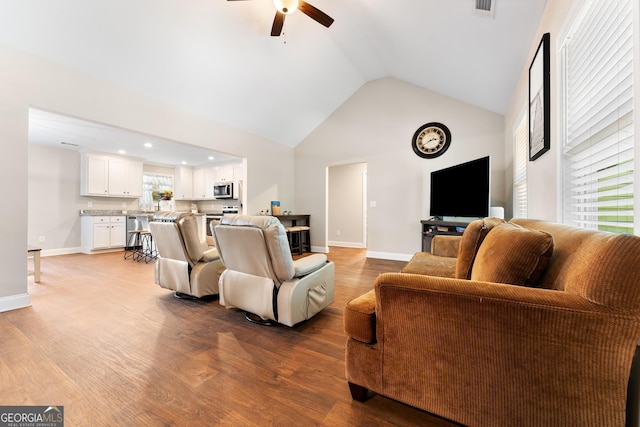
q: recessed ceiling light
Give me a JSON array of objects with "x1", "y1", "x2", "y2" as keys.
[
  {"x1": 208, "y1": 156, "x2": 215, "y2": 161},
  {"x1": 181, "y1": 161, "x2": 188, "y2": 165},
  {"x1": 118, "y1": 150, "x2": 126, "y2": 155},
  {"x1": 144, "y1": 142, "x2": 153, "y2": 148}
]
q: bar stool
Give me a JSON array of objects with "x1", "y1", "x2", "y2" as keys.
[
  {"x1": 138, "y1": 230, "x2": 157, "y2": 263},
  {"x1": 125, "y1": 230, "x2": 143, "y2": 260},
  {"x1": 286, "y1": 226, "x2": 310, "y2": 255},
  {"x1": 297, "y1": 226, "x2": 310, "y2": 253}
]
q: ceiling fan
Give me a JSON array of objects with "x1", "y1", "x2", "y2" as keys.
[{"x1": 228, "y1": 0, "x2": 334, "y2": 36}]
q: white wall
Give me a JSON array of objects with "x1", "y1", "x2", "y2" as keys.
[
  {"x1": 503, "y1": 0, "x2": 582, "y2": 222},
  {"x1": 295, "y1": 77, "x2": 505, "y2": 260},
  {"x1": 29, "y1": 145, "x2": 84, "y2": 254},
  {"x1": 1, "y1": 43, "x2": 294, "y2": 311}
]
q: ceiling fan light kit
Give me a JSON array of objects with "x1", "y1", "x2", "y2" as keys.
[
  {"x1": 228, "y1": 0, "x2": 334, "y2": 37},
  {"x1": 274, "y1": 0, "x2": 299, "y2": 14}
]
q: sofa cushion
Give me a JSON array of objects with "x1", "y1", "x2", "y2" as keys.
[
  {"x1": 401, "y1": 252, "x2": 457, "y2": 277},
  {"x1": 430, "y1": 235, "x2": 460, "y2": 258},
  {"x1": 470, "y1": 223, "x2": 554, "y2": 287},
  {"x1": 455, "y1": 217, "x2": 506, "y2": 279}
]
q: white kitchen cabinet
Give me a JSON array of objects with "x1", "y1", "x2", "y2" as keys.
[
  {"x1": 182, "y1": 162, "x2": 241, "y2": 200},
  {"x1": 174, "y1": 166, "x2": 194, "y2": 200},
  {"x1": 81, "y1": 216, "x2": 126, "y2": 253},
  {"x1": 82, "y1": 154, "x2": 109, "y2": 196},
  {"x1": 108, "y1": 157, "x2": 143, "y2": 197},
  {"x1": 81, "y1": 153, "x2": 143, "y2": 198},
  {"x1": 193, "y1": 167, "x2": 215, "y2": 199},
  {"x1": 213, "y1": 164, "x2": 234, "y2": 183}
]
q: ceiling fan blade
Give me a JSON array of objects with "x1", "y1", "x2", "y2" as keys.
[
  {"x1": 298, "y1": 1, "x2": 334, "y2": 28},
  {"x1": 271, "y1": 11, "x2": 285, "y2": 36}
]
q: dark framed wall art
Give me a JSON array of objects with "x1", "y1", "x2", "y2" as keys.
[{"x1": 528, "y1": 32, "x2": 550, "y2": 161}]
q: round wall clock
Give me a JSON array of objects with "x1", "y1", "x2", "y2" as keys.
[{"x1": 411, "y1": 122, "x2": 451, "y2": 159}]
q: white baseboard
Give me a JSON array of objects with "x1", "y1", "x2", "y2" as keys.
[
  {"x1": 365, "y1": 251, "x2": 413, "y2": 262},
  {"x1": 311, "y1": 245, "x2": 329, "y2": 253},
  {"x1": 41, "y1": 247, "x2": 83, "y2": 257},
  {"x1": 327, "y1": 241, "x2": 365, "y2": 248},
  {"x1": 0, "y1": 293, "x2": 31, "y2": 313}
]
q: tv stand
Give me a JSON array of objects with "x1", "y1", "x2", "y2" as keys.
[{"x1": 421, "y1": 219, "x2": 470, "y2": 252}]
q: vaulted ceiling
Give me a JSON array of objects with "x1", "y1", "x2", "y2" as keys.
[{"x1": 0, "y1": 0, "x2": 547, "y2": 163}]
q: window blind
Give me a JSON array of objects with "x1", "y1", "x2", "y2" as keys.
[
  {"x1": 514, "y1": 114, "x2": 528, "y2": 218},
  {"x1": 562, "y1": 0, "x2": 634, "y2": 234}
]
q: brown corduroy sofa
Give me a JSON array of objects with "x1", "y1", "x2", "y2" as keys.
[{"x1": 344, "y1": 218, "x2": 640, "y2": 426}]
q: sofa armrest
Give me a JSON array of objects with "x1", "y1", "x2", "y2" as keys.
[
  {"x1": 369, "y1": 272, "x2": 640, "y2": 426},
  {"x1": 430, "y1": 235, "x2": 461, "y2": 257},
  {"x1": 344, "y1": 289, "x2": 376, "y2": 344}
]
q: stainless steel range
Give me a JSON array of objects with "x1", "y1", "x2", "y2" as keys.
[
  {"x1": 222, "y1": 205, "x2": 239, "y2": 215},
  {"x1": 205, "y1": 206, "x2": 238, "y2": 239}
]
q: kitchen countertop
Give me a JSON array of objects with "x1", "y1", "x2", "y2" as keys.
[{"x1": 79, "y1": 210, "x2": 205, "y2": 216}]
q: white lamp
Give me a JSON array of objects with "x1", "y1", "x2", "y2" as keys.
[
  {"x1": 273, "y1": 0, "x2": 299, "y2": 14},
  {"x1": 490, "y1": 206, "x2": 505, "y2": 219}
]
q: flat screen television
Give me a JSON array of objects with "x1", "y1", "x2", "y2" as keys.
[{"x1": 430, "y1": 156, "x2": 490, "y2": 220}]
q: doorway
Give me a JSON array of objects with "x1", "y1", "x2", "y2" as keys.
[{"x1": 327, "y1": 163, "x2": 367, "y2": 248}]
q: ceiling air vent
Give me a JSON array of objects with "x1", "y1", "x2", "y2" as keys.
[{"x1": 473, "y1": 0, "x2": 495, "y2": 18}]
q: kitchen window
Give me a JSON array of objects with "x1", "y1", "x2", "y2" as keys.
[{"x1": 141, "y1": 173, "x2": 174, "y2": 211}]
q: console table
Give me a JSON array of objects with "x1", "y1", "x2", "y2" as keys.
[
  {"x1": 421, "y1": 219, "x2": 469, "y2": 252},
  {"x1": 274, "y1": 214, "x2": 310, "y2": 227},
  {"x1": 275, "y1": 215, "x2": 311, "y2": 254}
]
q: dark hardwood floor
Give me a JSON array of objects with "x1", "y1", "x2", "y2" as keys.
[{"x1": 1, "y1": 247, "x2": 458, "y2": 426}]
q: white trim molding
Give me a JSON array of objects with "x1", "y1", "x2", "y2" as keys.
[
  {"x1": 366, "y1": 251, "x2": 413, "y2": 262},
  {"x1": 0, "y1": 293, "x2": 30, "y2": 313}
]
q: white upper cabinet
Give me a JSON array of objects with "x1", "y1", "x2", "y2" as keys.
[
  {"x1": 174, "y1": 166, "x2": 194, "y2": 200},
  {"x1": 213, "y1": 164, "x2": 234, "y2": 183},
  {"x1": 171, "y1": 162, "x2": 244, "y2": 201},
  {"x1": 83, "y1": 154, "x2": 109, "y2": 196},
  {"x1": 81, "y1": 153, "x2": 143, "y2": 198},
  {"x1": 193, "y1": 166, "x2": 215, "y2": 199},
  {"x1": 108, "y1": 157, "x2": 143, "y2": 197}
]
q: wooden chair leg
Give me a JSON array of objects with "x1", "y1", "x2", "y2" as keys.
[
  {"x1": 286, "y1": 227, "x2": 301, "y2": 254},
  {"x1": 348, "y1": 382, "x2": 370, "y2": 402},
  {"x1": 302, "y1": 228, "x2": 310, "y2": 253},
  {"x1": 289, "y1": 229, "x2": 302, "y2": 255},
  {"x1": 286, "y1": 228, "x2": 293, "y2": 249}
]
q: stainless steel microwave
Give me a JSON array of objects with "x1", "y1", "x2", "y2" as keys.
[{"x1": 213, "y1": 182, "x2": 233, "y2": 199}]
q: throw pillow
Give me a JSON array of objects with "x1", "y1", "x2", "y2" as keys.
[
  {"x1": 455, "y1": 217, "x2": 506, "y2": 279},
  {"x1": 470, "y1": 223, "x2": 554, "y2": 287}
]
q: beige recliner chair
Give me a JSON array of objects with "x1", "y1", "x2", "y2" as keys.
[
  {"x1": 212, "y1": 214, "x2": 335, "y2": 326},
  {"x1": 149, "y1": 212, "x2": 224, "y2": 298}
]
